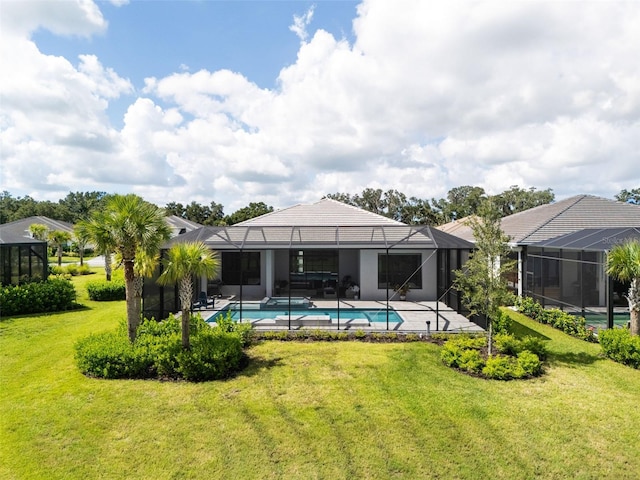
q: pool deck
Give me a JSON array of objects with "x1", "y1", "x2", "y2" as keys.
[{"x1": 198, "y1": 299, "x2": 483, "y2": 333}]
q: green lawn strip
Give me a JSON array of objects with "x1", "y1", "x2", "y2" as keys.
[{"x1": 2, "y1": 291, "x2": 640, "y2": 479}]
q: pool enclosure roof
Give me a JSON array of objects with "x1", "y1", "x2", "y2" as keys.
[
  {"x1": 165, "y1": 224, "x2": 473, "y2": 251},
  {"x1": 530, "y1": 227, "x2": 640, "y2": 252}
]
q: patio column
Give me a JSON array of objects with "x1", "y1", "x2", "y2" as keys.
[{"x1": 265, "y1": 249, "x2": 274, "y2": 297}]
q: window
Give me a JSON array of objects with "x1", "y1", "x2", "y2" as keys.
[
  {"x1": 378, "y1": 253, "x2": 422, "y2": 289},
  {"x1": 222, "y1": 252, "x2": 261, "y2": 285}
]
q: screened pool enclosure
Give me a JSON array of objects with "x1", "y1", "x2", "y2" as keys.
[
  {"x1": 143, "y1": 224, "x2": 474, "y2": 329},
  {"x1": 524, "y1": 227, "x2": 640, "y2": 329}
]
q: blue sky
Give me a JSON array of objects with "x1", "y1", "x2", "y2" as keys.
[
  {"x1": 1, "y1": 0, "x2": 639, "y2": 211},
  {"x1": 32, "y1": 1, "x2": 358, "y2": 127}
]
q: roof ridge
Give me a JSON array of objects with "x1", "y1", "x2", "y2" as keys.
[{"x1": 318, "y1": 198, "x2": 405, "y2": 224}]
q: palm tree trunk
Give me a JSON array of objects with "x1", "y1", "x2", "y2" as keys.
[
  {"x1": 179, "y1": 277, "x2": 193, "y2": 350},
  {"x1": 104, "y1": 253, "x2": 112, "y2": 281},
  {"x1": 628, "y1": 279, "x2": 639, "y2": 336},
  {"x1": 124, "y1": 259, "x2": 139, "y2": 342}
]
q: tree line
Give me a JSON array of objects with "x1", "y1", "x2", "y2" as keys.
[{"x1": 1, "y1": 186, "x2": 638, "y2": 227}]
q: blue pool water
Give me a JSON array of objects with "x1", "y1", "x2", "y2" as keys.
[{"x1": 209, "y1": 307, "x2": 403, "y2": 324}]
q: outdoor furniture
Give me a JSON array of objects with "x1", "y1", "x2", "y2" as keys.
[{"x1": 193, "y1": 291, "x2": 215, "y2": 310}]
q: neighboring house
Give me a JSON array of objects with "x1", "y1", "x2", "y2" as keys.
[
  {"x1": 165, "y1": 215, "x2": 203, "y2": 237},
  {"x1": 144, "y1": 199, "x2": 474, "y2": 321},
  {"x1": 0, "y1": 220, "x2": 52, "y2": 285},
  {"x1": 438, "y1": 195, "x2": 640, "y2": 327}
]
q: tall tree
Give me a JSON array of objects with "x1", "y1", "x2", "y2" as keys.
[
  {"x1": 205, "y1": 201, "x2": 225, "y2": 226},
  {"x1": 59, "y1": 191, "x2": 108, "y2": 222},
  {"x1": 491, "y1": 186, "x2": 554, "y2": 216},
  {"x1": 48, "y1": 230, "x2": 72, "y2": 266},
  {"x1": 324, "y1": 192, "x2": 357, "y2": 206},
  {"x1": 615, "y1": 188, "x2": 640, "y2": 204},
  {"x1": 225, "y1": 202, "x2": 274, "y2": 225},
  {"x1": 432, "y1": 186, "x2": 487, "y2": 223},
  {"x1": 90, "y1": 194, "x2": 171, "y2": 341},
  {"x1": 354, "y1": 188, "x2": 386, "y2": 215},
  {"x1": 165, "y1": 202, "x2": 186, "y2": 218},
  {"x1": 606, "y1": 240, "x2": 640, "y2": 335},
  {"x1": 184, "y1": 201, "x2": 211, "y2": 224},
  {"x1": 453, "y1": 200, "x2": 515, "y2": 354},
  {"x1": 157, "y1": 242, "x2": 220, "y2": 349}
]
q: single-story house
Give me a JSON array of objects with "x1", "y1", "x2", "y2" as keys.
[
  {"x1": 438, "y1": 195, "x2": 640, "y2": 328},
  {"x1": 143, "y1": 199, "x2": 474, "y2": 321}
]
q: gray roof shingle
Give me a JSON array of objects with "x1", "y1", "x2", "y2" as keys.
[{"x1": 437, "y1": 195, "x2": 640, "y2": 245}]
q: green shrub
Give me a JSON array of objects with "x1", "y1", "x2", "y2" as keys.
[
  {"x1": 517, "y1": 351, "x2": 542, "y2": 377},
  {"x1": 482, "y1": 355, "x2": 517, "y2": 380},
  {"x1": 599, "y1": 328, "x2": 640, "y2": 369},
  {"x1": 75, "y1": 330, "x2": 153, "y2": 379},
  {"x1": 176, "y1": 330, "x2": 243, "y2": 381},
  {"x1": 520, "y1": 336, "x2": 548, "y2": 361},
  {"x1": 65, "y1": 264, "x2": 79, "y2": 276},
  {"x1": 75, "y1": 315, "x2": 246, "y2": 381},
  {"x1": 494, "y1": 333, "x2": 521, "y2": 356},
  {"x1": 212, "y1": 311, "x2": 254, "y2": 347},
  {"x1": 492, "y1": 309, "x2": 512, "y2": 334},
  {"x1": 86, "y1": 279, "x2": 126, "y2": 301},
  {"x1": 458, "y1": 349, "x2": 485, "y2": 373},
  {"x1": 515, "y1": 297, "x2": 597, "y2": 343},
  {"x1": 0, "y1": 278, "x2": 77, "y2": 316}
]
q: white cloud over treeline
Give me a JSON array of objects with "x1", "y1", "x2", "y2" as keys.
[{"x1": 1, "y1": 0, "x2": 639, "y2": 210}]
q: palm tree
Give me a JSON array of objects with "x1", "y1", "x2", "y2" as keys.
[
  {"x1": 606, "y1": 240, "x2": 640, "y2": 335},
  {"x1": 157, "y1": 242, "x2": 220, "y2": 350},
  {"x1": 29, "y1": 223, "x2": 49, "y2": 241},
  {"x1": 73, "y1": 223, "x2": 90, "y2": 267},
  {"x1": 76, "y1": 216, "x2": 115, "y2": 281},
  {"x1": 86, "y1": 194, "x2": 171, "y2": 342},
  {"x1": 48, "y1": 230, "x2": 72, "y2": 266}
]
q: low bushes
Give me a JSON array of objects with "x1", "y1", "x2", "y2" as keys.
[
  {"x1": 0, "y1": 278, "x2": 77, "y2": 316},
  {"x1": 50, "y1": 264, "x2": 93, "y2": 276},
  {"x1": 515, "y1": 297, "x2": 597, "y2": 342},
  {"x1": 441, "y1": 333, "x2": 545, "y2": 380},
  {"x1": 74, "y1": 315, "x2": 246, "y2": 381},
  {"x1": 599, "y1": 328, "x2": 640, "y2": 369},
  {"x1": 86, "y1": 279, "x2": 126, "y2": 301}
]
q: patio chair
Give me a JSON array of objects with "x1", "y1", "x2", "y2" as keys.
[{"x1": 193, "y1": 291, "x2": 215, "y2": 310}]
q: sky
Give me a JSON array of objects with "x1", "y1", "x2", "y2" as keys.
[{"x1": 1, "y1": 0, "x2": 639, "y2": 212}]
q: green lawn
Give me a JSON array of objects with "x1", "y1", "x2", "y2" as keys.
[{"x1": 2, "y1": 277, "x2": 640, "y2": 479}]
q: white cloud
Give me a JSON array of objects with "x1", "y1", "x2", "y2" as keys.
[
  {"x1": 1, "y1": 0, "x2": 639, "y2": 211},
  {"x1": 289, "y1": 5, "x2": 315, "y2": 42}
]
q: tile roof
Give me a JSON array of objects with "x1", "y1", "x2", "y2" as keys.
[
  {"x1": 436, "y1": 195, "x2": 640, "y2": 245},
  {"x1": 237, "y1": 198, "x2": 404, "y2": 227},
  {"x1": 165, "y1": 215, "x2": 203, "y2": 236},
  {"x1": 0, "y1": 216, "x2": 74, "y2": 242}
]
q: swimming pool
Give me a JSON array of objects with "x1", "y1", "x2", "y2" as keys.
[{"x1": 208, "y1": 307, "x2": 404, "y2": 324}]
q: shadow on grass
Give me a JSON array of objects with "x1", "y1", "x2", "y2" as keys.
[
  {"x1": 0, "y1": 304, "x2": 92, "y2": 323},
  {"x1": 509, "y1": 319, "x2": 551, "y2": 341},
  {"x1": 236, "y1": 355, "x2": 284, "y2": 378},
  {"x1": 547, "y1": 350, "x2": 603, "y2": 367}
]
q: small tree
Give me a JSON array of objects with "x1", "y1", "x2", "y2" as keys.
[
  {"x1": 76, "y1": 216, "x2": 115, "y2": 281},
  {"x1": 157, "y1": 242, "x2": 220, "y2": 349},
  {"x1": 606, "y1": 240, "x2": 640, "y2": 335},
  {"x1": 29, "y1": 223, "x2": 49, "y2": 241},
  {"x1": 48, "y1": 230, "x2": 72, "y2": 266},
  {"x1": 453, "y1": 200, "x2": 515, "y2": 354}
]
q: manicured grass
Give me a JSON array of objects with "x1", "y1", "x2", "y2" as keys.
[{"x1": 2, "y1": 286, "x2": 640, "y2": 479}]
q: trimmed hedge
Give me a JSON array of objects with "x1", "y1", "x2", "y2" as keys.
[
  {"x1": 75, "y1": 315, "x2": 246, "y2": 381},
  {"x1": 515, "y1": 297, "x2": 598, "y2": 342},
  {"x1": 599, "y1": 328, "x2": 640, "y2": 369},
  {"x1": 0, "y1": 278, "x2": 77, "y2": 316},
  {"x1": 86, "y1": 280, "x2": 126, "y2": 301}
]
